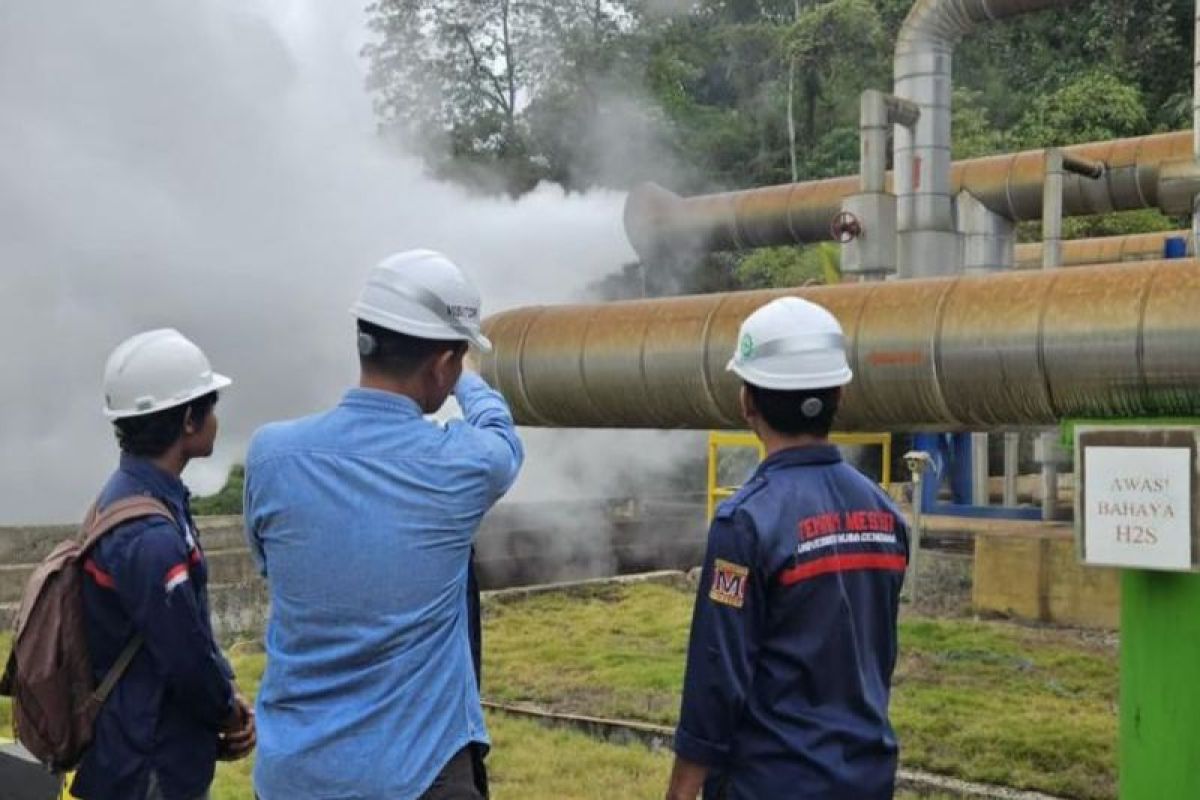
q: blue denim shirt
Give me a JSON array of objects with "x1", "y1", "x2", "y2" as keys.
[
  {"x1": 75, "y1": 455, "x2": 235, "y2": 800},
  {"x1": 244, "y1": 374, "x2": 523, "y2": 800},
  {"x1": 675, "y1": 445, "x2": 909, "y2": 800}
]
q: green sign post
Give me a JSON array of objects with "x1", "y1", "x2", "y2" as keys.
[
  {"x1": 1073, "y1": 425, "x2": 1200, "y2": 797},
  {"x1": 1119, "y1": 570, "x2": 1200, "y2": 797}
]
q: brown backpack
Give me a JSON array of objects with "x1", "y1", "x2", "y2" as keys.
[{"x1": 0, "y1": 496, "x2": 175, "y2": 772}]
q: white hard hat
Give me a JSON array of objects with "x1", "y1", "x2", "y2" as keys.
[
  {"x1": 103, "y1": 329, "x2": 231, "y2": 419},
  {"x1": 350, "y1": 249, "x2": 492, "y2": 353},
  {"x1": 726, "y1": 297, "x2": 853, "y2": 391}
]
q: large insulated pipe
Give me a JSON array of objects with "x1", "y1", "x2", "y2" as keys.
[
  {"x1": 480, "y1": 260, "x2": 1200, "y2": 432},
  {"x1": 624, "y1": 131, "x2": 1200, "y2": 260},
  {"x1": 1014, "y1": 230, "x2": 1191, "y2": 268},
  {"x1": 893, "y1": 0, "x2": 1080, "y2": 277}
]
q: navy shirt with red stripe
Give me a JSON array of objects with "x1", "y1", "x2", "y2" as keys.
[
  {"x1": 73, "y1": 454, "x2": 235, "y2": 800},
  {"x1": 675, "y1": 445, "x2": 908, "y2": 800}
]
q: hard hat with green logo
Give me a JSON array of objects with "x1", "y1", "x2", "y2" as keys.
[
  {"x1": 350, "y1": 249, "x2": 492, "y2": 353},
  {"x1": 726, "y1": 296, "x2": 852, "y2": 391}
]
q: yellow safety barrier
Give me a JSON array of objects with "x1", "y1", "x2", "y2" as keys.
[{"x1": 706, "y1": 431, "x2": 893, "y2": 520}]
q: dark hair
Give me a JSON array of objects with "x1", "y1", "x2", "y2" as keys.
[
  {"x1": 114, "y1": 391, "x2": 218, "y2": 458},
  {"x1": 745, "y1": 383, "x2": 840, "y2": 437},
  {"x1": 357, "y1": 320, "x2": 465, "y2": 378}
]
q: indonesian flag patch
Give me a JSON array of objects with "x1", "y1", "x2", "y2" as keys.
[
  {"x1": 164, "y1": 563, "x2": 190, "y2": 593},
  {"x1": 709, "y1": 559, "x2": 749, "y2": 609}
]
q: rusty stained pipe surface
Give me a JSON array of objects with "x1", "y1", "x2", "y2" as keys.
[
  {"x1": 624, "y1": 130, "x2": 1196, "y2": 259},
  {"x1": 480, "y1": 260, "x2": 1200, "y2": 432},
  {"x1": 1014, "y1": 230, "x2": 1191, "y2": 268}
]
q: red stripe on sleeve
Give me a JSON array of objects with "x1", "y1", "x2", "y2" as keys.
[
  {"x1": 778, "y1": 553, "x2": 907, "y2": 586},
  {"x1": 163, "y1": 563, "x2": 189, "y2": 590},
  {"x1": 84, "y1": 559, "x2": 116, "y2": 590}
]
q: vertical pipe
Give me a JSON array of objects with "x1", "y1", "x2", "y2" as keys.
[
  {"x1": 706, "y1": 434, "x2": 718, "y2": 522},
  {"x1": 906, "y1": 467, "x2": 925, "y2": 605},
  {"x1": 1040, "y1": 148, "x2": 1064, "y2": 521},
  {"x1": 1003, "y1": 432, "x2": 1020, "y2": 507},
  {"x1": 971, "y1": 432, "x2": 990, "y2": 506},
  {"x1": 861, "y1": 90, "x2": 889, "y2": 194},
  {"x1": 1042, "y1": 149, "x2": 1064, "y2": 270},
  {"x1": 893, "y1": 0, "x2": 1079, "y2": 279}
]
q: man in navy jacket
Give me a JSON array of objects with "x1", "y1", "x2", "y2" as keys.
[
  {"x1": 74, "y1": 329, "x2": 254, "y2": 800},
  {"x1": 667, "y1": 298, "x2": 909, "y2": 800}
]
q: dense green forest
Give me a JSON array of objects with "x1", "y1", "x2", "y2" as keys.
[
  {"x1": 364, "y1": 0, "x2": 1191, "y2": 193},
  {"x1": 363, "y1": 0, "x2": 1193, "y2": 288}
]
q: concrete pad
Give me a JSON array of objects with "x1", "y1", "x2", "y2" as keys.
[{"x1": 0, "y1": 742, "x2": 62, "y2": 799}]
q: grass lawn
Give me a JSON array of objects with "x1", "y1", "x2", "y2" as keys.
[
  {"x1": 1, "y1": 582, "x2": 1117, "y2": 799},
  {"x1": 483, "y1": 581, "x2": 1119, "y2": 799}
]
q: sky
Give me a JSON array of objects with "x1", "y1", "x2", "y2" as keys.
[{"x1": 0, "y1": 0, "x2": 701, "y2": 523}]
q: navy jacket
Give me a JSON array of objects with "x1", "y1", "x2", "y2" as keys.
[
  {"x1": 675, "y1": 445, "x2": 908, "y2": 800},
  {"x1": 73, "y1": 455, "x2": 235, "y2": 800}
]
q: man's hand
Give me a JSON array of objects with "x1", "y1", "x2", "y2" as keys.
[
  {"x1": 665, "y1": 755, "x2": 708, "y2": 800},
  {"x1": 218, "y1": 692, "x2": 256, "y2": 762}
]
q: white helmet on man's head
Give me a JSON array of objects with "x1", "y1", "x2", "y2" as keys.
[
  {"x1": 103, "y1": 329, "x2": 231, "y2": 419},
  {"x1": 350, "y1": 249, "x2": 492, "y2": 353},
  {"x1": 726, "y1": 297, "x2": 852, "y2": 391}
]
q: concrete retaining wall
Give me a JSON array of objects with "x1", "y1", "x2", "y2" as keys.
[
  {"x1": 972, "y1": 525, "x2": 1119, "y2": 629},
  {"x1": 0, "y1": 499, "x2": 710, "y2": 642},
  {"x1": 0, "y1": 503, "x2": 1120, "y2": 639}
]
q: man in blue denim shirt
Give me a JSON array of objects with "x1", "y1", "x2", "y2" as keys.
[
  {"x1": 245, "y1": 250, "x2": 523, "y2": 800},
  {"x1": 75, "y1": 329, "x2": 254, "y2": 800},
  {"x1": 667, "y1": 298, "x2": 908, "y2": 800}
]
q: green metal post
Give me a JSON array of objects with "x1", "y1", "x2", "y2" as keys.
[{"x1": 1119, "y1": 570, "x2": 1200, "y2": 797}]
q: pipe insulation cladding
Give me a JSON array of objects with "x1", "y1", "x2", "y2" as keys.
[
  {"x1": 624, "y1": 131, "x2": 1200, "y2": 259},
  {"x1": 893, "y1": 0, "x2": 1082, "y2": 276},
  {"x1": 479, "y1": 260, "x2": 1200, "y2": 432}
]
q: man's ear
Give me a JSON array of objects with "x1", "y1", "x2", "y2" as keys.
[
  {"x1": 433, "y1": 345, "x2": 465, "y2": 382},
  {"x1": 739, "y1": 384, "x2": 756, "y2": 423},
  {"x1": 182, "y1": 407, "x2": 197, "y2": 435}
]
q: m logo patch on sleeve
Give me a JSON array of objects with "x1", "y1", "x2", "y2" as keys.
[{"x1": 709, "y1": 559, "x2": 749, "y2": 609}]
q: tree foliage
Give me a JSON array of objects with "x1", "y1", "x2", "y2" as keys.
[
  {"x1": 364, "y1": 0, "x2": 1195, "y2": 286},
  {"x1": 1009, "y1": 70, "x2": 1148, "y2": 149},
  {"x1": 365, "y1": 0, "x2": 1194, "y2": 196},
  {"x1": 735, "y1": 243, "x2": 840, "y2": 288},
  {"x1": 192, "y1": 464, "x2": 244, "y2": 516},
  {"x1": 363, "y1": 0, "x2": 653, "y2": 194}
]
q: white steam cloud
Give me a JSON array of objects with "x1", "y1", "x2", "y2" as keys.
[{"x1": 0, "y1": 0, "x2": 700, "y2": 524}]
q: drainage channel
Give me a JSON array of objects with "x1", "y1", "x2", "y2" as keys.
[{"x1": 482, "y1": 700, "x2": 1068, "y2": 800}]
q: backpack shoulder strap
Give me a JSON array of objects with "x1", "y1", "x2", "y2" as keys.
[
  {"x1": 78, "y1": 495, "x2": 175, "y2": 705},
  {"x1": 92, "y1": 633, "x2": 144, "y2": 704},
  {"x1": 80, "y1": 495, "x2": 177, "y2": 552}
]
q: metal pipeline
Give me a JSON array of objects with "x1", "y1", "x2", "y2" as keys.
[
  {"x1": 893, "y1": 0, "x2": 1079, "y2": 277},
  {"x1": 624, "y1": 130, "x2": 1199, "y2": 260},
  {"x1": 1014, "y1": 230, "x2": 1191, "y2": 268},
  {"x1": 480, "y1": 260, "x2": 1200, "y2": 432}
]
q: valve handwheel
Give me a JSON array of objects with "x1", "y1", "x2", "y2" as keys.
[{"x1": 830, "y1": 211, "x2": 862, "y2": 243}]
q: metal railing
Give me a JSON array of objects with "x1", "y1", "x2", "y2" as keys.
[{"x1": 706, "y1": 431, "x2": 893, "y2": 520}]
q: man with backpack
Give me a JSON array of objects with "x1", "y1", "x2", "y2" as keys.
[{"x1": 69, "y1": 329, "x2": 253, "y2": 799}]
